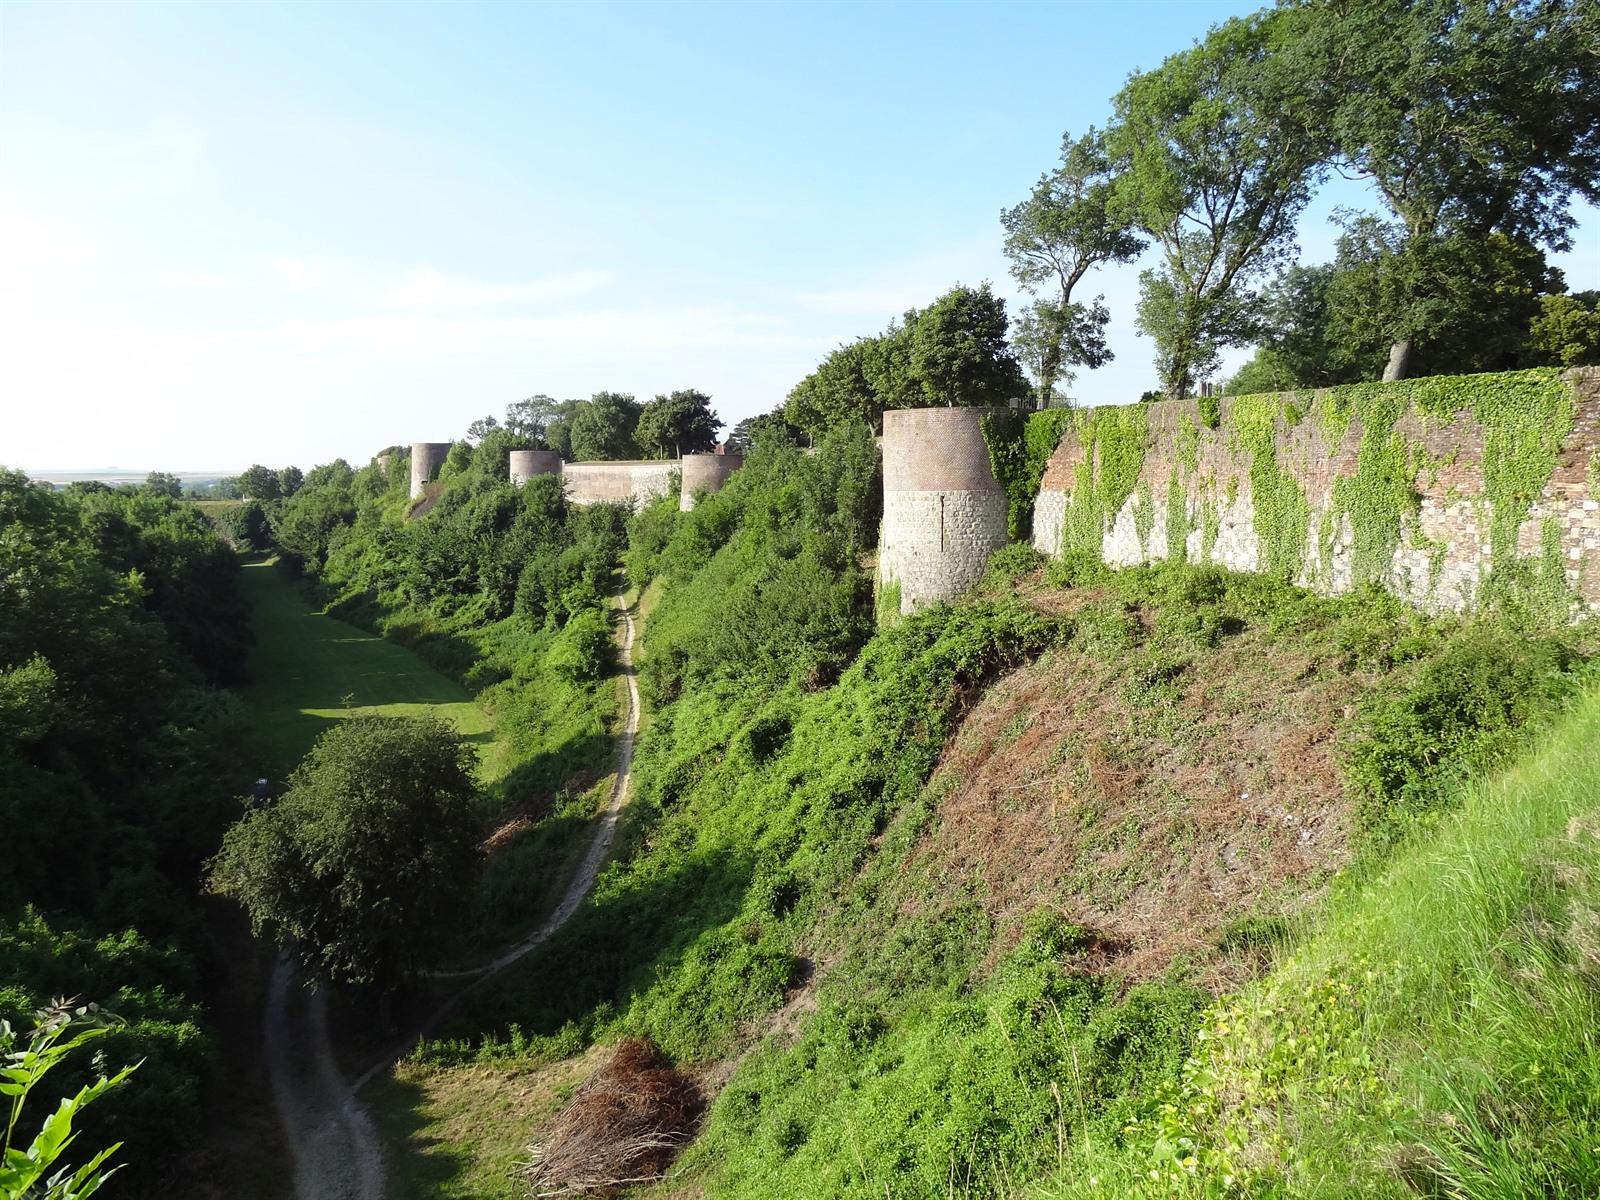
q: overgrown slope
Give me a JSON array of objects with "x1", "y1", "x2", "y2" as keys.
[
  {"x1": 1032, "y1": 680, "x2": 1600, "y2": 1199},
  {"x1": 382, "y1": 424, "x2": 1597, "y2": 1198}
]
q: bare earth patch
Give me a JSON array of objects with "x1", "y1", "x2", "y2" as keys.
[{"x1": 914, "y1": 606, "x2": 1364, "y2": 990}]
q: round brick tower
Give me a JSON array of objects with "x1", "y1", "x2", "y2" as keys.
[
  {"x1": 409, "y1": 442, "x2": 452, "y2": 500},
  {"x1": 509, "y1": 449, "x2": 562, "y2": 488},
  {"x1": 878, "y1": 407, "x2": 1008, "y2": 614},
  {"x1": 679, "y1": 451, "x2": 744, "y2": 511}
]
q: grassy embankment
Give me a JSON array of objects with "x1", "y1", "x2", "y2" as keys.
[
  {"x1": 369, "y1": 546, "x2": 1599, "y2": 1200},
  {"x1": 1035, "y1": 679, "x2": 1600, "y2": 1199},
  {"x1": 237, "y1": 559, "x2": 498, "y2": 780}
]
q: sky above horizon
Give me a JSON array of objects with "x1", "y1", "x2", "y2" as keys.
[{"x1": 3, "y1": 0, "x2": 1596, "y2": 473}]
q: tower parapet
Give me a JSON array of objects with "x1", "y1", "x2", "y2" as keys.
[
  {"x1": 409, "y1": 442, "x2": 452, "y2": 499},
  {"x1": 878, "y1": 407, "x2": 1008, "y2": 614},
  {"x1": 679, "y1": 451, "x2": 744, "y2": 511}
]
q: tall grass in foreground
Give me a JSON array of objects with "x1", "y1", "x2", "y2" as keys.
[{"x1": 1037, "y1": 687, "x2": 1600, "y2": 1199}]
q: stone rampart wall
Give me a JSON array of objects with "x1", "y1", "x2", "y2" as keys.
[
  {"x1": 879, "y1": 407, "x2": 1009, "y2": 614},
  {"x1": 409, "y1": 442, "x2": 452, "y2": 500},
  {"x1": 680, "y1": 452, "x2": 744, "y2": 511},
  {"x1": 1031, "y1": 367, "x2": 1600, "y2": 613},
  {"x1": 562, "y1": 460, "x2": 677, "y2": 506}
]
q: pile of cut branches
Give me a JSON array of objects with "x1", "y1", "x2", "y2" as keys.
[{"x1": 525, "y1": 1037, "x2": 701, "y2": 1197}]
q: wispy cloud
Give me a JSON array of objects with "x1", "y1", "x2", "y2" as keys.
[
  {"x1": 153, "y1": 269, "x2": 241, "y2": 290},
  {"x1": 109, "y1": 122, "x2": 208, "y2": 196},
  {"x1": 269, "y1": 257, "x2": 346, "y2": 290},
  {"x1": 793, "y1": 286, "x2": 929, "y2": 318},
  {"x1": 375, "y1": 266, "x2": 616, "y2": 310}
]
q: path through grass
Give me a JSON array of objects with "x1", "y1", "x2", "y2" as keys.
[{"x1": 239, "y1": 560, "x2": 497, "y2": 779}]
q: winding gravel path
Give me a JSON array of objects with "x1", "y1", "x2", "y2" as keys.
[{"x1": 263, "y1": 595, "x2": 641, "y2": 1200}]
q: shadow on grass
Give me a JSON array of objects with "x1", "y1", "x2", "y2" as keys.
[
  {"x1": 365, "y1": 1072, "x2": 474, "y2": 1200},
  {"x1": 435, "y1": 837, "x2": 764, "y2": 1053}
]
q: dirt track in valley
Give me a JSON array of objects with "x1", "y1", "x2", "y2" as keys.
[{"x1": 263, "y1": 595, "x2": 641, "y2": 1200}]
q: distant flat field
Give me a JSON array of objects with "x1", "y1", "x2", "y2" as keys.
[{"x1": 239, "y1": 560, "x2": 497, "y2": 780}]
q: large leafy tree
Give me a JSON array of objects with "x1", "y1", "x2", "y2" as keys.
[
  {"x1": 236, "y1": 464, "x2": 281, "y2": 500},
  {"x1": 1527, "y1": 291, "x2": 1600, "y2": 368},
  {"x1": 1324, "y1": 218, "x2": 1558, "y2": 377},
  {"x1": 634, "y1": 388, "x2": 723, "y2": 458},
  {"x1": 1281, "y1": 0, "x2": 1600, "y2": 379},
  {"x1": 541, "y1": 398, "x2": 587, "y2": 460},
  {"x1": 785, "y1": 339, "x2": 878, "y2": 435},
  {"x1": 909, "y1": 283, "x2": 1030, "y2": 407},
  {"x1": 504, "y1": 394, "x2": 559, "y2": 446},
  {"x1": 785, "y1": 285, "x2": 1028, "y2": 436},
  {"x1": 728, "y1": 410, "x2": 804, "y2": 452},
  {"x1": 208, "y1": 714, "x2": 480, "y2": 994},
  {"x1": 568, "y1": 392, "x2": 643, "y2": 461},
  {"x1": 1001, "y1": 129, "x2": 1144, "y2": 404},
  {"x1": 1108, "y1": 9, "x2": 1321, "y2": 398}
]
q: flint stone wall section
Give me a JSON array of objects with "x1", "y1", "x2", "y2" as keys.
[
  {"x1": 1031, "y1": 367, "x2": 1600, "y2": 613},
  {"x1": 409, "y1": 442, "x2": 452, "y2": 500},
  {"x1": 562, "y1": 460, "x2": 677, "y2": 506},
  {"x1": 880, "y1": 407, "x2": 1009, "y2": 614},
  {"x1": 680, "y1": 452, "x2": 745, "y2": 511}
]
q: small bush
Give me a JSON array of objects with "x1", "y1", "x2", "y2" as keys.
[
  {"x1": 1346, "y1": 625, "x2": 1591, "y2": 842},
  {"x1": 548, "y1": 609, "x2": 616, "y2": 683}
]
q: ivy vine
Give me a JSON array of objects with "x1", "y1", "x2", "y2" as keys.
[
  {"x1": 1058, "y1": 405, "x2": 1150, "y2": 556},
  {"x1": 1231, "y1": 394, "x2": 1310, "y2": 582},
  {"x1": 980, "y1": 408, "x2": 1074, "y2": 541}
]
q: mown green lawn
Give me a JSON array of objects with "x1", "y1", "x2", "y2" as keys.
[{"x1": 238, "y1": 560, "x2": 497, "y2": 779}]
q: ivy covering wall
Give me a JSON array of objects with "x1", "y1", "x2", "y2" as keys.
[{"x1": 1028, "y1": 368, "x2": 1594, "y2": 615}]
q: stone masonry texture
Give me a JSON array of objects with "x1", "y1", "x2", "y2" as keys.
[
  {"x1": 1031, "y1": 367, "x2": 1600, "y2": 613},
  {"x1": 562, "y1": 460, "x2": 677, "y2": 506},
  {"x1": 680, "y1": 452, "x2": 745, "y2": 511},
  {"x1": 880, "y1": 407, "x2": 1010, "y2": 614},
  {"x1": 409, "y1": 442, "x2": 452, "y2": 500},
  {"x1": 509, "y1": 450, "x2": 563, "y2": 487}
]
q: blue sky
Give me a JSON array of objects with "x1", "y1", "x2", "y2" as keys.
[{"x1": 2, "y1": 0, "x2": 1595, "y2": 472}]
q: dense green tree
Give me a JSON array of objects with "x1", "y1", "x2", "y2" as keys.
[
  {"x1": 1527, "y1": 291, "x2": 1600, "y2": 368},
  {"x1": 236, "y1": 464, "x2": 280, "y2": 500},
  {"x1": 208, "y1": 715, "x2": 479, "y2": 993},
  {"x1": 0, "y1": 471, "x2": 247, "y2": 1187},
  {"x1": 466, "y1": 414, "x2": 499, "y2": 443},
  {"x1": 504, "y1": 394, "x2": 553, "y2": 443},
  {"x1": 1226, "y1": 263, "x2": 1372, "y2": 392},
  {"x1": 1001, "y1": 129, "x2": 1143, "y2": 403},
  {"x1": 1324, "y1": 220, "x2": 1558, "y2": 377},
  {"x1": 1281, "y1": 0, "x2": 1600, "y2": 379},
  {"x1": 909, "y1": 283, "x2": 1030, "y2": 408},
  {"x1": 142, "y1": 472, "x2": 182, "y2": 499},
  {"x1": 273, "y1": 459, "x2": 359, "y2": 571},
  {"x1": 786, "y1": 339, "x2": 879, "y2": 435},
  {"x1": 541, "y1": 398, "x2": 587, "y2": 460},
  {"x1": 635, "y1": 389, "x2": 723, "y2": 458},
  {"x1": 1108, "y1": 9, "x2": 1320, "y2": 398},
  {"x1": 786, "y1": 285, "x2": 1028, "y2": 436},
  {"x1": 568, "y1": 392, "x2": 643, "y2": 461},
  {"x1": 728, "y1": 410, "x2": 803, "y2": 452},
  {"x1": 276, "y1": 465, "x2": 304, "y2": 497}
]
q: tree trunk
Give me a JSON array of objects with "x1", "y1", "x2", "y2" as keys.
[{"x1": 1383, "y1": 339, "x2": 1412, "y2": 382}]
